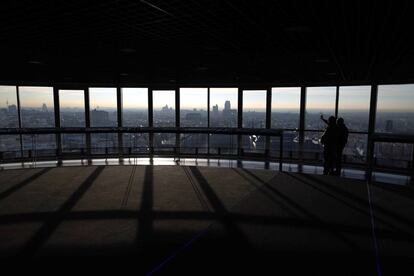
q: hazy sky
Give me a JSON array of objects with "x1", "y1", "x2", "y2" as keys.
[
  {"x1": 1, "y1": 85, "x2": 413, "y2": 112},
  {"x1": 0, "y1": 86, "x2": 17, "y2": 108},
  {"x1": 59, "y1": 90, "x2": 84, "y2": 109},
  {"x1": 89, "y1": 87, "x2": 117, "y2": 110},
  {"x1": 19, "y1": 86, "x2": 54, "y2": 109},
  {"x1": 306, "y1": 86, "x2": 336, "y2": 112},
  {"x1": 243, "y1": 90, "x2": 267, "y2": 112},
  {"x1": 271, "y1": 87, "x2": 300, "y2": 111},
  {"x1": 180, "y1": 88, "x2": 208, "y2": 110},
  {"x1": 377, "y1": 84, "x2": 414, "y2": 112},
  {"x1": 122, "y1": 88, "x2": 148, "y2": 109},
  {"x1": 210, "y1": 88, "x2": 238, "y2": 110},
  {"x1": 153, "y1": 90, "x2": 175, "y2": 109}
]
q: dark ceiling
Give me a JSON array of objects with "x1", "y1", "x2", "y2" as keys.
[{"x1": 0, "y1": 0, "x2": 413, "y2": 85}]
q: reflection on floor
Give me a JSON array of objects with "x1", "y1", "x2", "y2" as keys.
[
  {"x1": 0, "y1": 157, "x2": 411, "y2": 185},
  {"x1": 0, "y1": 165, "x2": 413, "y2": 274}
]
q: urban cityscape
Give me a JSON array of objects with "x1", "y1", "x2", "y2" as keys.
[{"x1": 0, "y1": 87, "x2": 413, "y2": 170}]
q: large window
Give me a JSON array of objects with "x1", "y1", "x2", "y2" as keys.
[
  {"x1": 338, "y1": 86, "x2": 370, "y2": 132},
  {"x1": 242, "y1": 90, "x2": 266, "y2": 128},
  {"x1": 0, "y1": 135, "x2": 21, "y2": 158},
  {"x1": 374, "y1": 142, "x2": 413, "y2": 169},
  {"x1": 122, "y1": 88, "x2": 148, "y2": 127},
  {"x1": 209, "y1": 134, "x2": 238, "y2": 155},
  {"x1": 180, "y1": 88, "x2": 208, "y2": 127},
  {"x1": 376, "y1": 84, "x2": 414, "y2": 135},
  {"x1": 22, "y1": 134, "x2": 56, "y2": 157},
  {"x1": 89, "y1": 87, "x2": 117, "y2": 127},
  {"x1": 0, "y1": 86, "x2": 19, "y2": 128},
  {"x1": 180, "y1": 134, "x2": 208, "y2": 154},
  {"x1": 153, "y1": 90, "x2": 175, "y2": 127},
  {"x1": 305, "y1": 86, "x2": 336, "y2": 130},
  {"x1": 271, "y1": 87, "x2": 301, "y2": 129},
  {"x1": 123, "y1": 133, "x2": 149, "y2": 154},
  {"x1": 91, "y1": 133, "x2": 118, "y2": 154},
  {"x1": 210, "y1": 88, "x2": 238, "y2": 127},
  {"x1": 19, "y1": 86, "x2": 54, "y2": 128},
  {"x1": 59, "y1": 90, "x2": 85, "y2": 127},
  {"x1": 62, "y1": 134, "x2": 85, "y2": 153}
]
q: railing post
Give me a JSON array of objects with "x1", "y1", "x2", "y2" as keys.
[{"x1": 279, "y1": 132, "x2": 283, "y2": 172}]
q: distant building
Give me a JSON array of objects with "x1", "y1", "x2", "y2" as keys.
[
  {"x1": 213, "y1": 104, "x2": 218, "y2": 113},
  {"x1": 42, "y1": 103, "x2": 48, "y2": 113},
  {"x1": 385, "y1": 120, "x2": 393, "y2": 132},
  {"x1": 91, "y1": 109, "x2": 109, "y2": 126},
  {"x1": 161, "y1": 104, "x2": 173, "y2": 113},
  {"x1": 185, "y1": 112, "x2": 202, "y2": 121},
  {"x1": 224, "y1": 100, "x2": 231, "y2": 111},
  {"x1": 8, "y1": 104, "x2": 17, "y2": 114}
]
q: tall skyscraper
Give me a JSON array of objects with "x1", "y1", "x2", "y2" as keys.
[
  {"x1": 224, "y1": 100, "x2": 231, "y2": 111},
  {"x1": 385, "y1": 120, "x2": 393, "y2": 132}
]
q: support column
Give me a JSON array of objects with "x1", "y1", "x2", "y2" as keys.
[
  {"x1": 298, "y1": 86, "x2": 306, "y2": 171},
  {"x1": 366, "y1": 84, "x2": 378, "y2": 182}
]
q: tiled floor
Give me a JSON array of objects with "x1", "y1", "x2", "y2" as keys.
[{"x1": 0, "y1": 165, "x2": 413, "y2": 274}]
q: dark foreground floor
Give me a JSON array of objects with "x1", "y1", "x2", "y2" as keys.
[{"x1": 0, "y1": 165, "x2": 413, "y2": 275}]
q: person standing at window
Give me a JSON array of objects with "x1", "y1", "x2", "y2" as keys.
[
  {"x1": 320, "y1": 115, "x2": 337, "y2": 175},
  {"x1": 335, "y1": 118, "x2": 349, "y2": 176}
]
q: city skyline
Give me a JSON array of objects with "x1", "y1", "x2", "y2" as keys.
[{"x1": 1, "y1": 85, "x2": 414, "y2": 112}]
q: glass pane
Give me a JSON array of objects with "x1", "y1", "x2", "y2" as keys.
[
  {"x1": 242, "y1": 90, "x2": 266, "y2": 128},
  {"x1": 241, "y1": 135, "x2": 266, "y2": 154},
  {"x1": 122, "y1": 88, "x2": 148, "y2": 127},
  {"x1": 153, "y1": 90, "x2": 175, "y2": 127},
  {"x1": 376, "y1": 84, "x2": 414, "y2": 135},
  {"x1": 343, "y1": 134, "x2": 367, "y2": 164},
  {"x1": 180, "y1": 88, "x2": 208, "y2": 127},
  {"x1": 209, "y1": 134, "x2": 237, "y2": 155},
  {"x1": 338, "y1": 86, "x2": 370, "y2": 132},
  {"x1": 59, "y1": 90, "x2": 85, "y2": 127},
  {"x1": 154, "y1": 133, "x2": 176, "y2": 152},
  {"x1": 19, "y1": 86, "x2": 55, "y2": 128},
  {"x1": 374, "y1": 142, "x2": 413, "y2": 169},
  {"x1": 180, "y1": 134, "x2": 208, "y2": 154},
  {"x1": 305, "y1": 86, "x2": 336, "y2": 130},
  {"x1": 89, "y1": 88, "x2": 117, "y2": 127},
  {"x1": 270, "y1": 131, "x2": 300, "y2": 160},
  {"x1": 210, "y1": 88, "x2": 238, "y2": 127},
  {"x1": 123, "y1": 133, "x2": 149, "y2": 154},
  {"x1": 0, "y1": 135, "x2": 21, "y2": 158},
  {"x1": 22, "y1": 134, "x2": 56, "y2": 157},
  {"x1": 61, "y1": 134, "x2": 85, "y2": 153},
  {"x1": 0, "y1": 86, "x2": 19, "y2": 128},
  {"x1": 91, "y1": 133, "x2": 118, "y2": 154},
  {"x1": 303, "y1": 131, "x2": 323, "y2": 161},
  {"x1": 271, "y1": 87, "x2": 300, "y2": 129}
]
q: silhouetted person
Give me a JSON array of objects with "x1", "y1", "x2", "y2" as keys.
[
  {"x1": 320, "y1": 115, "x2": 337, "y2": 175},
  {"x1": 335, "y1": 117, "x2": 348, "y2": 176}
]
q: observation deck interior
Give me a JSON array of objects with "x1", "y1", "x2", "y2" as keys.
[
  {"x1": 1, "y1": 165, "x2": 414, "y2": 274},
  {"x1": 1, "y1": 1, "x2": 414, "y2": 274}
]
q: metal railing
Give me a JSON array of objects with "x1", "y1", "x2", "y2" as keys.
[{"x1": 1, "y1": 127, "x2": 413, "y2": 184}]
